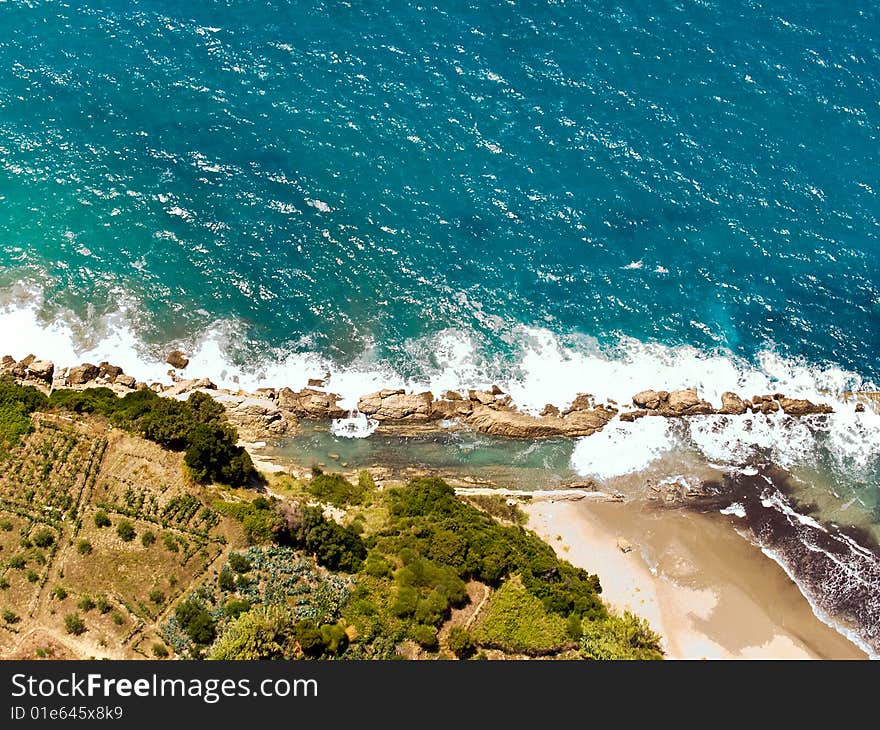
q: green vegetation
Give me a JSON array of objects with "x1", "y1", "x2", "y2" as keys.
[
  {"x1": 473, "y1": 579, "x2": 569, "y2": 655},
  {"x1": 149, "y1": 589, "x2": 165, "y2": 605},
  {"x1": 579, "y1": 611, "x2": 663, "y2": 660},
  {"x1": 308, "y1": 472, "x2": 367, "y2": 507},
  {"x1": 447, "y1": 627, "x2": 476, "y2": 659},
  {"x1": 208, "y1": 604, "x2": 348, "y2": 660},
  {"x1": 48, "y1": 389, "x2": 258, "y2": 487},
  {"x1": 214, "y1": 498, "x2": 286, "y2": 545},
  {"x1": 228, "y1": 552, "x2": 251, "y2": 573},
  {"x1": 2, "y1": 608, "x2": 19, "y2": 624},
  {"x1": 31, "y1": 528, "x2": 55, "y2": 548},
  {"x1": 77, "y1": 596, "x2": 96, "y2": 612},
  {"x1": 116, "y1": 520, "x2": 135, "y2": 542},
  {"x1": 174, "y1": 599, "x2": 216, "y2": 646},
  {"x1": 64, "y1": 613, "x2": 85, "y2": 636},
  {"x1": 76, "y1": 540, "x2": 92, "y2": 556},
  {"x1": 141, "y1": 530, "x2": 156, "y2": 548},
  {"x1": 52, "y1": 586, "x2": 68, "y2": 600},
  {"x1": 289, "y1": 506, "x2": 366, "y2": 573},
  {"x1": 152, "y1": 643, "x2": 169, "y2": 658},
  {"x1": 0, "y1": 377, "x2": 47, "y2": 455},
  {"x1": 94, "y1": 510, "x2": 111, "y2": 528},
  {"x1": 466, "y1": 494, "x2": 527, "y2": 525}
]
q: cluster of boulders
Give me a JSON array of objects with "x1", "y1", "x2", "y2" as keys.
[
  {"x1": 1, "y1": 350, "x2": 846, "y2": 442},
  {"x1": 624, "y1": 388, "x2": 833, "y2": 421}
]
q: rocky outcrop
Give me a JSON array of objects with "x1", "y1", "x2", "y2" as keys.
[
  {"x1": 277, "y1": 387, "x2": 347, "y2": 420},
  {"x1": 67, "y1": 363, "x2": 100, "y2": 385},
  {"x1": 165, "y1": 350, "x2": 190, "y2": 369},
  {"x1": 358, "y1": 389, "x2": 434, "y2": 421},
  {"x1": 164, "y1": 377, "x2": 217, "y2": 396},
  {"x1": 468, "y1": 389, "x2": 497, "y2": 406},
  {"x1": 465, "y1": 404, "x2": 614, "y2": 438},
  {"x1": 631, "y1": 388, "x2": 714, "y2": 416},
  {"x1": 778, "y1": 398, "x2": 833, "y2": 416},
  {"x1": 212, "y1": 394, "x2": 297, "y2": 441},
  {"x1": 430, "y1": 398, "x2": 474, "y2": 420}
]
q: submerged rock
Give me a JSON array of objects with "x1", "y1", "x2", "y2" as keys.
[{"x1": 165, "y1": 350, "x2": 190, "y2": 369}]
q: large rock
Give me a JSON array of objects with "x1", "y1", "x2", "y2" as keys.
[
  {"x1": 115, "y1": 374, "x2": 137, "y2": 389},
  {"x1": 67, "y1": 363, "x2": 99, "y2": 385},
  {"x1": 26, "y1": 360, "x2": 54, "y2": 384},
  {"x1": 778, "y1": 398, "x2": 833, "y2": 416},
  {"x1": 465, "y1": 405, "x2": 613, "y2": 439},
  {"x1": 164, "y1": 377, "x2": 216, "y2": 396},
  {"x1": 165, "y1": 350, "x2": 190, "y2": 369},
  {"x1": 98, "y1": 361, "x2": 124, "y2": 382},
  {"x1": 662, "y1": 388, "x2": 714, "y2": 416},
  {"x1": 632, "y1": 388, "x2": 713, "y2": 416},
  {"x1": 358, "y1": 390, "x2": 434, "y2": 421},
  {"x1": 217, "y1": 395, "x2": 295, "y2": 439},
  {"x1": 718, "y1": 391, "x2": 747, "y2": 415},
  {"x1": 277, "y1": 387, "x2": 347, "y2": 420},
  {"x1": 632, "y1": 390, "x2": 662, "y2": 410}
]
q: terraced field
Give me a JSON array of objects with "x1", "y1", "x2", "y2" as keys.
[{"x1": 0, "y1": 414, "x2": 242, "y2": 659}]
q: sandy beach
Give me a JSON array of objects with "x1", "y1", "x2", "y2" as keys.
[{"x1": 525, "y1": 498, "x2": 866, "y2": 660}]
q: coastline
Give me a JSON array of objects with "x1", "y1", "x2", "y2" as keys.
[{"x1": 525, "y1": 498, "x2": 867, "y2": 659}]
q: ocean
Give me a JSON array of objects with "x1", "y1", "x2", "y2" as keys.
[{"x1": 1, "y1": 1, "x2": 880, "y2": 653}]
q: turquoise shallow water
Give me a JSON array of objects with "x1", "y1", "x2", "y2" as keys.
[{"x1": 1, "y1": 0, "x2": 879, "y2": 378}]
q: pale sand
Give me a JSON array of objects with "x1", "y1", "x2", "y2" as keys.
[{"x1": 525, "y1": 498, "x2": 866, "y2": 659}]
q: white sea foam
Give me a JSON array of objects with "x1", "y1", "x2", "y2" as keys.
[
  {"x1": 570, "y1": 418, "x2": 677, "y2": 479},
  {"x1": 330, "y1": 411, "x2": 378, "y2": 439},
  {"x1": 1, "y1": 297, "x2": 879, "y2": 460}
]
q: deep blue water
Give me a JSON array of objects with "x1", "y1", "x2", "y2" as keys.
[{"x1": 1, "y1": 0, "x2": 879, "y2": 380}]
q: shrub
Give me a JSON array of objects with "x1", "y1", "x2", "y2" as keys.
[
  {"x1": 175, "y1": 599, "x2": 216, "y2": 645},
  {"x1": 224, "y1": 598, "x2": 251, "y2": 620},
  {"x1": 290, "y1": 506, "x2": 366, "y2": 573},
  {"x1": 218, "y1": 569, "x2": 235, "y2": 592},
  {"x1": 210, "y1": 605, "x2": 296, "y2": 660},
  {"x1": 96, "y1": 596, "x2": 112, "y2": 614},
  {"x1": 76, "y1": 540, "x2": 92, "y2": 556},
  {"x1": 141, "y1": 531, "x2": 156, "y2": 548},
  {"x1": 52, "y1": 586, "x2": 68, "y2": 600},
  {"x1": 228, "y1": 552, "x2": 251, "y2": 573},
  {"x1": 308, "y1": 472, "x2": 365, "y2": 507},
  {"x1": 0, "y1": 577, "x2": 8, "y2": 589},
  {"x1": 411, "y1": 624, "x2": 438, "y2": 650},
  {"x1": 152, "y1": 643, "x2": 169, "y2": 658},
  {"x1": 64, "y1": 613, "x2": 86, "y2": 636},
  {"x1": 116, "y1": 520, "x2": 135, "y2": 542},
  {"x1": 358, "y1": 470, "x2": 376, "y2": 492},
  {"x1": 162, "y1": 534, "x2": 178, "y2": 552},
  {"x1": 26, "y1": 569, "x2": 38, "y2": 583},
  {"x1": 94, "y1": 511, "x2": 111, "y2": 528},
  {"x1": 7, "y1": 554, "x2": 25, "y2": 569},
  {"x1": 447, "y1": 627, "x2": 476, "y2": 659},
  {"x1": 580, "y1": 611, "x2": 664, "y2": 661},
  {"x1": 0, "y1": 519, "x2": 12, "y2": 531},
  {"x1": 31, "y1": 528, "x2": 55, "y2": 548},
  {"x1": 112, "y1": 611, "x2": 124, "y2": 626},
  {"x1": 77, "y1": 596, "x2": 95, "y2": 612},
  {"x1": 149, "y1": 589, "x2": 165, "y2": 605},
  {"x1": 2, "y1": 609, "x2": 19, "y2": 624}
]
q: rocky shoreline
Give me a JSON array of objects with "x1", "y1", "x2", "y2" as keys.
[{"x1": 2, "y1": 351, "x2": 866, "y2": 444}]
